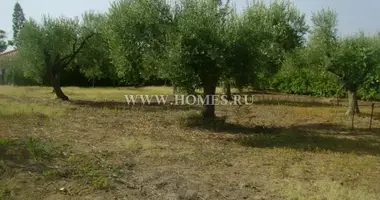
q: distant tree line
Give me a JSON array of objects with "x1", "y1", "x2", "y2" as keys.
[{"x1": 3, "y1": 0, "x2": 380, "y2": 117}]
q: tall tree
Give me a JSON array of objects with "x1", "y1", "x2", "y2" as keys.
[
  {"x1": 273, "y1": 8, "x2": 340, "y2": 98},
  {"x1": 17, "y1": 16, "x2": 95, "y2": 100},
  {"x1": 245, "y1": 0, "x2": 308, "y2": 90},
  {"x1": 107, "y1": 0, "x2": 173, "y2": 87},
  {"x1": 0, "y1": 30, "x2": 8, "y2": 53},
  {"x1": 12, "y1": 2, "x2": 26, "y2": 47},
  {"x1": 222, "y1": 0, "x2": 308, "y2": 95},
  {"x1": 166, "y1": 0, "x2": 229, "y2": 119},
  {"x1": 308, "y1": 8, "x2": 338, "y2": 67},
  {"x1": 328, "y1": 33, "x2": 380, "y2": 115}
]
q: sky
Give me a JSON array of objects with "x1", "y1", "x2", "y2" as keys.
[{"x1": 1, "y1": 0, "x2": 380, "y2": 51}]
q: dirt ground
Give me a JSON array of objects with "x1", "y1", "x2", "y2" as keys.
[{"x1": 1, "y1": 86, "x2": 380, "y2": 200}]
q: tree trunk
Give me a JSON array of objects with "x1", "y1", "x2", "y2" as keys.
[
  {"x1": 52, "y1": 72, "x2": 61, "y2": 93},
  {"x1": 50, "y1": 71, "x2": 69, "y2": 101},
  {"x1": 0, "y1": 68, "x2": 5, "y2": 85},
  {"x1": 202, "y1": 83, "x2": 216, "y2": 119},
  {"x1": 92, "y1": 78, "x2": 95, "y2": 87},
  {"x1": 12, "y1": 69, "x2": 15, "y2": 85},
  {"x1": 173, "y1": 85, "x2": 179, "y2": 94},
  {"x1": 346, "y1": 89, "x2": 359, "y2": 115},
  {"x1": 223, "y1": 81, "x2": 232, "y2": 101}
]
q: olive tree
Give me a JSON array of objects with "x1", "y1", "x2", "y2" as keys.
[
  {"x1": 308, "y1": 8, "x2": 339, "y2": 69},
  {"x1": 107, "y1": 0, "x2": 173, "y2": 86},
  {"x1": 328, "y1": 33, "x2": 380, "y2": 115},
  {"x1": 167, "y1": 0, "x2": 229, "y2": 119},
  {"x1": 246, "y1": 0, "x2": 308, "y2": 90},
  {"x1": 0, "y1": 30, "x2": 8, "y2": 53},
  {"x1": 18, "y1": 16, "x2": 95, "y2": 100}
]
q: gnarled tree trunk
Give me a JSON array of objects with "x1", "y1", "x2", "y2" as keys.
[
  {"x1": 202, "y1": 83, "x2": 217, "y2": 119},
  {"x1": 50, "y1": 70, "x2": 68, "y2": 101},
  {"x1": 223, "y1": 81, "x2": 232, "y2": 101},
  {"x1": 346, "y1": 89, "x2": 359, "y2": 115}
]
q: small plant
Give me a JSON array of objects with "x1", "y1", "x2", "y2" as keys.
[
  {"x1": 91, "y1": 177, "x2": 111, "y2": 190},
  {"x1": 0, "y1": 139, "x2": 11, "y2": 147},
  {"x1": 42, "y1": 169, "x2": 59, "y2": 179},
  {"x1": 25, "y1": 138, "x2": 57, "y2": 161},
  {"x1": 0, "y1": 188, "x2": 12, "y2": 200}
]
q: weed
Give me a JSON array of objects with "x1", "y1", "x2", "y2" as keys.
[
  {"x1": 42, "y1": 169, "x2": 59, "y2": 179},
  {"x1": 25, "y1": 138, "x2": 58, "y2": 161},
  {"x1": 0, "y1": 188, "x2": 12, "y2": 200},
  {"x1": 0, "y1": 139, "x2": 11, "y2": 147},
  {"x1": 91, "y1": 177, "x2": 111, "y2": 190}
]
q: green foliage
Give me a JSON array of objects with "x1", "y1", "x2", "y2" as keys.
[
  {"x1": 92, "y1": 177, "x2": 111, "y2": 190},
  {"x1": 12, "y1": 2, "x2": 26, "y2": 47},
  {"x1": 75, "y1": 11, "x2": 115, "y2": 86},
  {"x1": 0, "y1": 30, "x2": 8, "y2": 53},
  {"x1": 273, "y1": 7, "x2": 380, "y2": 104},
  {"x1": 18, "y1": 14, "x2": 96, "y2": 100},
  {"x1": 167, "y1": 0, "x2": 226, "y2": 89},
  {"x1": 107, "y1": 0, "x2": 172, "y2": 85},
  {"x1": 25, "y1": 138, "x2": 58, "y2": 161},
  {"x1": 272, "y1": 8, "x2": 342, "y2": 97},
  {"x1": 273, "y1": 46, "x2": 344, "y2": 97},
  {"x1": 16, "y1": 19, "x2": 46, "y2": 83},
  {"x1": 328, "y1": 33, "x2": 380, "y2": 92},
  {"x1": 0, "y1": 54, "x2": 38, "y2": 85},
  {"x1": 10, "y1": 0, "x2": 380, "y2": 103},
  {"x1": 309, "y1": 8, "x2": 338, "y2": 51},
  {"x1": 17, "y1": 16, "x2": 84, "y2": 83},
  {"x1": 0, "y1": 139, "x2": 11, "y2": 147},
  {"x1": 359, "y1": 70, "x2": 380, "y2": 100},
  {"x1": 226, "y1": 0, "x2": 308, "y2": 89}
]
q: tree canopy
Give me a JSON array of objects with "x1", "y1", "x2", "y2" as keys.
[
  {"x1": 12, "y1": 2, "x2": 26, "y2": 47},
  {"x1": 18, "y1": 16, "x2": 95, "y2": 100},
  {"x1": 10, "y1": 0, "x2": 380, "y2": 118},
  {"x1": 0, "y1": 30, "x2": 8, "y2": 53}
]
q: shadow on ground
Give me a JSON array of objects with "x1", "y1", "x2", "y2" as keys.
[
  {"x1": 182, "y1": 114, "x2": 380, "y2": 156},
  {"x1": 250, "y1": 99, "x2": 338, "y2": 107},
  {"x1": 69, "y1": 99, "x2": 201, "y2": 112},
  {"x1": 181, "y1": 114, "x2": 283, "y2": 134}
]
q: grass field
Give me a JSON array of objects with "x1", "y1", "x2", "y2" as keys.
[{"x1": 1, "y1": 86, "x2": 380, "y2": 200}]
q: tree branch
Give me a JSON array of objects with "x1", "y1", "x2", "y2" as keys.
[
  {"x1": 60, "y1": 32, "x2": 96, "y2": 67},
  {"x1": 224, "y1": 0, "x2": 231, "y2": 9}
]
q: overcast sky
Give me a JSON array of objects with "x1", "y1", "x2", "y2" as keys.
[{"x1": 1, "y1": 0, "x2": 380, "y2": 50}]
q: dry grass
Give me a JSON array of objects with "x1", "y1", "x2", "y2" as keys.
[
  {"x1": 1, "y1": 86, "x2": 380, "y2": 200},
  {"x1": 0, "y1": 85, "x2": 174, "y2": 101}
]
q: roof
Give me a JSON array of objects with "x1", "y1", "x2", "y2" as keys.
[{"x1": 0, "y1": 49, "x2": 18, "y2": 57}]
